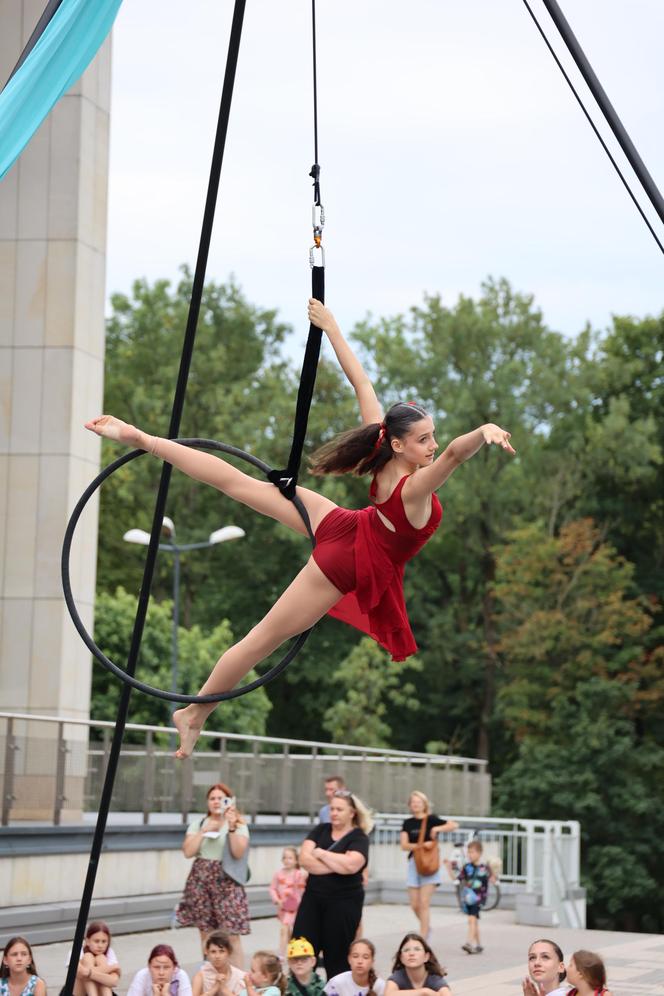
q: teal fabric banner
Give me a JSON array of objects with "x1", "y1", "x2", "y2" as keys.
[{"x1": 0, "y1": 0, "x2": 123, "y2": 179}]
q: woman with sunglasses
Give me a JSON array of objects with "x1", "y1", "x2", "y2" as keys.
[{"x1": 293, "y1": 789, "x2": 373, "y2": 980}]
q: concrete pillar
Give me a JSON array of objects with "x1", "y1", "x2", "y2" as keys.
[{"x1": 0, "y1": 1, "x2": 110, "y2": 819}]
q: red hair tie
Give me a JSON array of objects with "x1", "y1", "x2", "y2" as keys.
[{"x1": 372, "y1": 423, "x2": 386, "y2": 455}]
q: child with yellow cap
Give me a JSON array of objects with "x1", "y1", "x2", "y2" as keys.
[{"x1": 286, "y1": 939, "x2": 325, "y2": 996}]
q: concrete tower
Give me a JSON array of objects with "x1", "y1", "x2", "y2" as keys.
[{"x1": 0, "y1": 2, "x2": 110, "y2": 817}]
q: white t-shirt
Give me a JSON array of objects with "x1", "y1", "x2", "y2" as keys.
[
  {"x1": 545, "y1": 988, "x2": 569, "y2": 996},
  {"x1": 324, "y1": 972, "x2": 386, "y2": 996},
  {"x1": 126, "y1": 966, "x2": 192, "y2": 996}
]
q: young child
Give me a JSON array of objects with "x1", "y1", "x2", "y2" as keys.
[
  {"x1": 384, "y1": 934, "x2": 450, "y2": 996},
  {"x1": 240, "y1": 953, "x2": 285, "y2": 996},
  {"x1": 74, "y1": 922, "x2": 121, "y2": 996},
  {"x1": 324, "y1": 939, "x2": 385, "y2": 996},
  {"x1": 193, "y1": 932, "x2": 245, "y2": 996},
  {"x1": 454, "y1": 840, "x2": 494, "y2": 954},
  {"x1": 0, "y1": 937, "x2": 46, "y2": 996},
  {"x1": 126, "y1": 945, "x2": 192, "y2": 996},
  {"x1": 270, "y1": 848, "x2": 308, "y2": 960},
  {"x1": 566, "y1": 950, "x2": 613, "y2": 996},
  {"x1": 285, "y1": 939, "x2": 324, "y2": 996}
]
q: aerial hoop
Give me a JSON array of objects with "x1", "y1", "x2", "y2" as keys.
[{"x1": 61, "y1": 438, "x2": 315, "y2": 704}]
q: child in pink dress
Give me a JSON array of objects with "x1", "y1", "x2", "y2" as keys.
[{"x1": 270, "y1": 847, "x2": 308, "y2": 959}]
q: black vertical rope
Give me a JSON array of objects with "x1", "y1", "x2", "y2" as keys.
[
  {"x1": 59, "y1": 3, "x2": 247, "y2": 992},
  {"x1": 520, "y1": 0, "x2": 664, "y2": 256},
  {"x1": 268, "y1": 0, "x2": 325, "y2": 501},
  {"x1": 311, "y1": 0, "x2": 319, "y2": 170},
  {"x1": 539, "y1": 0, "x2": 664, "y2": 228}
]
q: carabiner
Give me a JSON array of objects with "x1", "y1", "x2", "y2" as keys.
[{"x1": 309, "y1": 243, "x2": 325, "y2": 268}]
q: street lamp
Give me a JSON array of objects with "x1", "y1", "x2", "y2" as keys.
[{"x1": 123, "y1": 517, "x2": 245, "y2": 727}]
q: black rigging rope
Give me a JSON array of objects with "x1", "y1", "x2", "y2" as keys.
[
  {"x1": 520, "y1": 0, "x2": 664, "y2": 256},
  {"x1": 311, "y1": 0, "x2": 320, "y2": 170},
  {"x1": 63, "y1": 0, "x2": 327, "y2": 698},
  {"x1": 60, "y1": 3, "x2": 247, "y2": 991},
  {"x1": 269, "y1": 0, "x2": 325, "y2": 499}
]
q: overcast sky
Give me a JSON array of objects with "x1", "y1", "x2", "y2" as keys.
[{"x1": 105, "y1": 0, "x2": 664, "y2": 353}]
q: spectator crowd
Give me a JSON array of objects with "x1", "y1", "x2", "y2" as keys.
[{"x1": 1, "y1": 777, "x2": 614, "y2": 996}]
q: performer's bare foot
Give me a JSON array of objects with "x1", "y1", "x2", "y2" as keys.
[
  {"x1": 173, "y1": 706, "x2": 204, "y2": 759},
  {"x1": 84, "y1": 414, "x2": 144, "y2": 448}
]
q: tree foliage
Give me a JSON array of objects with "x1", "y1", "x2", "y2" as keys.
[
  {"x1": 94, "y1": 271, "x2": 664, "y2": 930},
  {"x1": 93, "y1": 587, "x2": 271, "y2": 738},
  {"x1": 322, "y1": 638, "x2": 422, "y2": 747}
]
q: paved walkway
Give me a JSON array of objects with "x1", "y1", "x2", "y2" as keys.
[{"x1": 33, "y1": 905, "x2": 664, "y2": 996}]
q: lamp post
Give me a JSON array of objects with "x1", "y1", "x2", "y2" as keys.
[{"x1": 123, "y1": 517, "x2": 245, "y2": 729}]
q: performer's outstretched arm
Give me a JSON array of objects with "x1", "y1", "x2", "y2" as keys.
[
  {"x1": 307, "y1": 299, "x2": 383, "y2": 426},
  {"x1": 407, "y1": 423, "x2": 516, "y2": 499}
]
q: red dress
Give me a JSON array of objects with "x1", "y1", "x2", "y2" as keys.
[{"x1": 312, "y1": 475, "x2": 442, "y2": 661}]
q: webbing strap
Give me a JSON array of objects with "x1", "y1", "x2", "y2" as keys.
[
  {"x1": 268, "y1": 265, "x2": 324, "y2": 500},
  {"x1": 59, "y1": 2, "x2": 247, "y2": 992}
]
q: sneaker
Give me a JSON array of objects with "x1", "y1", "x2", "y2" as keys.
[
  {"x1": 473, "y1": 945, "x2": 483, "y2": 954},
  {"x1": 461, "y1": 943, "x2": 474, "y2": 954}
]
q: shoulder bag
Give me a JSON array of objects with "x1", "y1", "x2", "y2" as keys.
[
  {"x1": 413, "y1": 817, "x2": 440, "y2": 877},
  {"x1": 221, "y1": 826, "x2": 251, "y2": 885}
]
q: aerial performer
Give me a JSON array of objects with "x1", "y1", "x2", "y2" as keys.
[{"x1": 86, "y1": 299, "x2": 515, "y2": 758}]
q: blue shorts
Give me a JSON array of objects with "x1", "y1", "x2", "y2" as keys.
[
  {"x1": 463, "y1": 902, "x2": 481, "y2": 918},
  {"x1": 407, "y1": 859, "x2": 442, "y2": 888}
]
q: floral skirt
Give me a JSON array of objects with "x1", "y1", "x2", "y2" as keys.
[{"x1": 176, "y1": 857, "x2": 251, "y2": 934}]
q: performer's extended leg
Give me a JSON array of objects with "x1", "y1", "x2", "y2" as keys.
[
  {"x1": 173, "y1": 558, "x2": 342, "y2": 757},
  {"x1": 84, "y1": 416, "x2": 337, "y2": 536}
]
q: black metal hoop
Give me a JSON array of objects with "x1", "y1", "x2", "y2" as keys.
[{"x1": 61, "y1": 439, "x2": 315, "y2": 703}]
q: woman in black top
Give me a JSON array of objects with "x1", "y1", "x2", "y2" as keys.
[
  {"x1": 400, "y1": 792, "x2": 458, "y2": 940},
  {"x1": 294, "y1": 789, "x2": 372, "y2": 979}
]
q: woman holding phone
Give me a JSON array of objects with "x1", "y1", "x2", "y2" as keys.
[{"x1": 176, "y1": 782, "x2": 250, "y2": 966}]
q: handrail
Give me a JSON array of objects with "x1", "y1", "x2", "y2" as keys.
[
  {"x1": 374, "y1": 812, "x2": 580, "y2": 831},
  {"x1": 0, "y1": 710, "x2": 487, "y2": 768}
]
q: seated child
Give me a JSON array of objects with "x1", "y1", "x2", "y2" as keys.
[
  {"x1": 324, "y1": 939, "x2": 385, "y2": 996},
  {"x1": 285, "y1": 939, "x2": 324, "y2": 996},
  {"x1": 239, "y1": 953, "x2": 285, "y2": 996},
  {"x1": 384, "y1": 933, "x2": 451, "y2": 996},
  {"x1": 193, "y1": 932, "x2": 245, "y2": 996},
  {"x1": 73, "y1": 922, "x2": 121, "y2": 996},
  {"x1": 1, "y1": 936, "x2": 46, "y2": 996},
  {"x1": 126, "y1": 944, "x2": 192, "y2": 996}
]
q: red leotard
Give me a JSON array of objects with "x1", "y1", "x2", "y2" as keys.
[{"x1": 312, "y1": 475, "x2": 442, "y2": 661}]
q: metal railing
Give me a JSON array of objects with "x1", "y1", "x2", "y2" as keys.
[
  {"x1": 372, "y1": 812, "x2": 583, "y2": 926},
  {"x1": 0, "y1": 711, "x2": 491, "y2": 825}
]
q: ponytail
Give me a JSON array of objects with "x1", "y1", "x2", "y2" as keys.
[
  {"x1": 309, "y1": 402, "x2": 430, "y2": 477},
  {"x1": 252, "y1": 952, "x2": 286, "y2": 995}
]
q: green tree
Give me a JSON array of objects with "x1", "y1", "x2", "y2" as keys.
[
  {"x1": 322, "y1": 637, "x2": 422, "y2": 747},
  {"x1": 494, "y1": 678, "x2": 664, "y2": 933},
  {"x1": 92, "y1": 587, "x2": 271, "y2": 737},
  {"x1": 492, "y1": 518, "x2": 656, "y2": 745},
  {"x1": 491, "y1": 519, "x2": 664, "y2": 931},
  {"x1": 544, "y1": 313, "x2": 663, "y2": 598}
]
